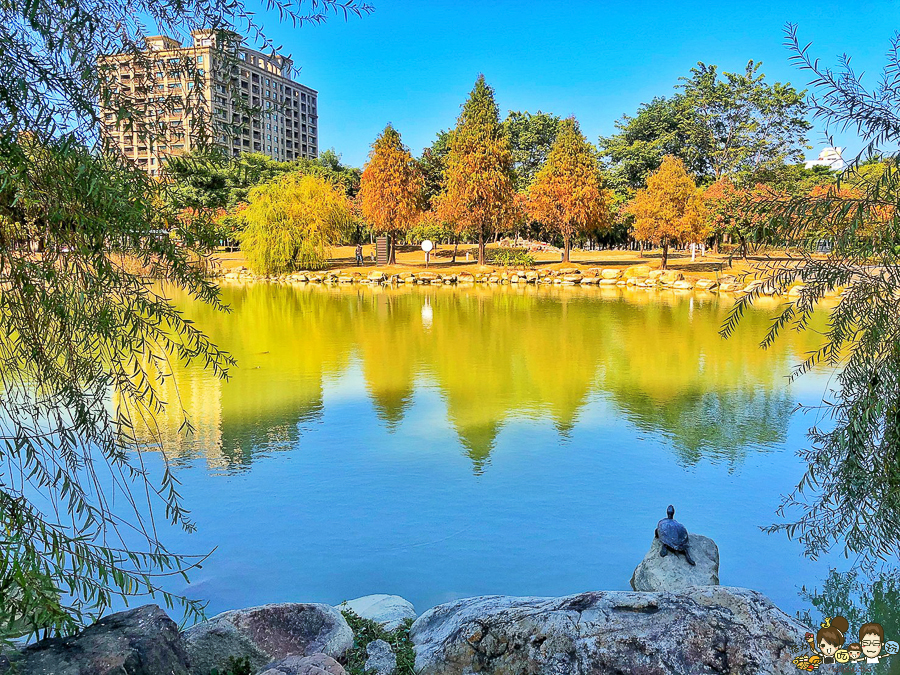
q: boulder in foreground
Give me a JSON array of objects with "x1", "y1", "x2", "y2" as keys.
[
  {"x1": 183, "y1": 603, "x2": 352, "y2": 675},
  {"x1": 5, "y1": 605, "x2": 189, "y2": 675},
  {"x1": 410, "y1": 587, "x2": 808, "y2": 674},
  {"x1": 258, "y1": 653, "x2": 346, "y2": 675}
]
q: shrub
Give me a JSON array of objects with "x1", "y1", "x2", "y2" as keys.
[
  {"x1": 340, "y1": 609, "x2": 416, "y2": 675},
  {"x1": 486, "y1": 247, "x2": 535, "y2": 267}
]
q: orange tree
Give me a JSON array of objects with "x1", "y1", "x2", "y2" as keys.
[
  {"x1": 359, "y1": 124, "x2": 424, "y2": 264},
  {"x1": 627, "y1": 155, "x2": 706, "y2": 269},
  {"x1": 527, "y1": 117, "x2": 611, "y2": 262},
  {"x1": 436, "y1": 75, "x2": 515, "y2": 266}
]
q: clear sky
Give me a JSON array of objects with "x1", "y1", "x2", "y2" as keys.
[{"x1": 254, "y1": 0, "x2": 898, "y2": 168}]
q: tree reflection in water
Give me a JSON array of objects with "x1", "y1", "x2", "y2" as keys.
[{"x1": 138, "y1": 282, "x2": 828, "y2": 474}]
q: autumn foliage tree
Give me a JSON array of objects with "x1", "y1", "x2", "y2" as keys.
[
  {"x1": 359, "y1": 124, "x2": 424, "y2": 264},
  {"x1": 528, "y1": 117, "x2": 611, "y2": 262},
  {"x1": 436, "y1": 75, "x2": 515, "y2": 266},
  {"x1": 238, "y1": 173, "x2": 354, "y2": 274},
  {"x1": 627, "y1": 155, "x2": 706, "y2": 269}
]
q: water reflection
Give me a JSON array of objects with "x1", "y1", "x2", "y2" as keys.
[{"x1": 144, "y1": 283, "x2": 827, "y2": 474}]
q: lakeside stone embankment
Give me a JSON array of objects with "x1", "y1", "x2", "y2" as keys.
[
  {"x1": 217, "y1": 263, "x2": 830, "y2": 298},
  {"x1": 2, "y1": 536, "x2": 814, "y2": 675}
]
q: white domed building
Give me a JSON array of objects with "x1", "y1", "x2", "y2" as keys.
[{"x1": 804, "y1": 147, "x2": 844, "y2": 170}]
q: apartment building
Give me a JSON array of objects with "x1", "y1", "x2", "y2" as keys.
[{"x1": 99, "y1": 30, "x2": 318, "y2": 176}]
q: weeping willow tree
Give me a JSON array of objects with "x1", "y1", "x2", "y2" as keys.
[
  {"x1": 723, "y1": 24, "x2": 900, "y2": 569},
  {"x1": 237, "y1": 173, "x2": 354, "y2": 273},
  {"x1": 0, "y1": 0, "x2": 371, "y2": 641}
]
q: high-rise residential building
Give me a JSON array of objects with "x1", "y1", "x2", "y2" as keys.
[{"x1": 99, "y1": 30, "x2": 318, "y2": 176}]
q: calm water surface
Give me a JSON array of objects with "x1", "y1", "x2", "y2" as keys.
[{"x1": 144, "y1": 282, "x2": 844, "y2": 619}]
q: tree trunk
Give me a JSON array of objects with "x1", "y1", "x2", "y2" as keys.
[
  {"x1": 452, "y1": 236, "x2": 459, "y2": 264},
  {"x1": 661, "y1": 240, "x2": 669, "y2": 270},
  {"x1": 388, "y1": 232, "x2": 396, "y2": 265},
  {"x1": 738, "y1": 234, "x2": 748, "y2": 260},
  {"x1": 563, "y1": 236, "x2": 570, "y2": 263},
  {"x1": 639, "y1": 241, "x2": 644, "y2": 258},
  {"x1": 478, "y1": 229, "x2": 485, "y2": 266}
]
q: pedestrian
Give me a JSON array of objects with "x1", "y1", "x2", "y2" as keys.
[{"x1": 355, "y1": 243, "x2": 363, "y2": 267}]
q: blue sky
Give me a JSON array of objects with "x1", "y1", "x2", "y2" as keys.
[{"x1": 255, "y1": 0, "x2": 898, "y2": 167}]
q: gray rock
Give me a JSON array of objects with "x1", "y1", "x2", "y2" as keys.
[
  {"x1": 257, "y1": 653, "x2": 346, "y2": 675},
  {"x1": 364, "y1": 639, "x2": 396, "y2": 675},
  {"x1": 4, "y1": 604, "x2": 189, "y2": 675},
  {"x1": 631, "y1": 532, "x2": 720, "y2": 591},
  {"x1": 336, "y1": 594, "x2": 416, "y2": 632},
  {"x1": 183, "y1": 603, "x2": 353, "y2": 675},
  {"x1": 410, "y1": 587, "x2": 809, "y2": 674}
]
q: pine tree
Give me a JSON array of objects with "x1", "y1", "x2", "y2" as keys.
[
  {"x1": 359, "y1": 125, "x2": 424, "y2": 264},
  {"x1": 627, "y1": 155, "x2": 706, "y2": 269},
  {"x1": 528, "y1": 117, "x2": 612, "y2": 263},
  {"x1": 436, "y1": 76, "x2": 515, "y2": 266}
]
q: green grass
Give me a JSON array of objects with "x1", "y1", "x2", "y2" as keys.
[{"x1": 340, "y1": 609, "x2": 417, "y2": 675}]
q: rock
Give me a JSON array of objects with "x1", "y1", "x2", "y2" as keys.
[
  {"x1": 630, "y1": 532, "x2": 719, "y2": 591},
  {"x1": 410, "y1": 587, "x2": 808, "y2": 674},
  {"x1": 417, "y1": 272, "x2": 438, "y2": 283},
  {"x1": 183, "y1": 603, "x2": 353, "y2": 675},
  {"x1": 695, "y1": 278, "x2": 718, "y2": 291},
  {"x1": 672, "y1": 280, "x2": 695, "y2": 290},
  {"x1": 659, "y1": 270, "x2": 684, "y2": 284},
  {"x1": 6, "y1": 605, "x2": 189, "y2": 675},
  {"x1": 579, "y1": 276, "x2": 599, "y2": 284},
  {"x1": 457, "y1": 273, "x2": 475, "y2": 283},
  {"x1": 367, "y1": 272, "x2": 385, "y2": 282},
  {"x1": 598, "y1": 278, "x2": 618, "y2": 286},
  {"x1": 600, "y1": 268, "x2": 622, "y2": 279},
  {"x1": 718, "y1": 282, "x2": 741, "y2": 292},
  {"x1": 558, "y1": 267, "x2": 580, "y2": 275},
  {"x1": 258, "y1": 653, "x2": 346, "y2": 675},
  {"x1": 364, "y1": 640, "x2": 396, "y2": 675},
  {"x1": 787, "y1": 285, "x2": 806, "y2": 296},
  {"x1": 562, "y1": 274, "x2": 582, "y2": 283},
  {"x1": 336, "y1": 594, "x2": 417, "y2": 632},
  {"x1": 624, "y1": 264, "x2": 653, "y2": 278}
]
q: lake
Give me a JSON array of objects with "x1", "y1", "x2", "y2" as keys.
[{"x1": 142, "y1": 281, "x2": 844, "y2": 620}]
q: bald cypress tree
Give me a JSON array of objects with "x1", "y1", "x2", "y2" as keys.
[
  {"x1": 528, "y1": 117, "x2": 612, "y2": 263},
  {"x1": 436, "y1": 76, "x2": 515, "y2": 266}
]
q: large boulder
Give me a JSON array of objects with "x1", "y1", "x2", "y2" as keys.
[
  {"x1": 410, "y1": 587, "x2": 808, "y2": 674},
  {"x1": 257, "y1": 653, "x2": 346, "y2": 675},
  {"x1": 631, "y1": 533, "x2": 719, "y2": 591},
  {"x1": 4, "y1": 605, "x2": 189, "y2": 675},
  {"x1": 183, "y1": 603, "x2": 352, "y2": 675},
  {"x1": 336, "y1": 594, "x2": 417, "y2": 632}
]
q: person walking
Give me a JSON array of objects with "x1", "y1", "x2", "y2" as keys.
[{"x1": 355, "y1": 243, "x2": 364, "y2": 267}]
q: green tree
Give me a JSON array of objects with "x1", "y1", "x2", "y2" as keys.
[
  {"x1": 598, "y1": 95, "x2": 709, "y2": 192},
  {"x1": 436, "y1": 75, "x2": 515, "y2": 266},
  {"x1": 724, "y1": 25, "x2": 900, "y2": 568},
  {"x1": 680, "y1": 60, "x2": 811, "y2": 179},
  {"x1": 503, "y1": 110, "x2": 562, "y2": 190},
  {"x1": 418, "y1": 130, "x2": 452, "y2": 206},
  {"x1": 239, "y1": 173, "x2": 354, "y2": 273},
  {"x1": 0, "y1": 0, "x2": 370, "y2": 640}
]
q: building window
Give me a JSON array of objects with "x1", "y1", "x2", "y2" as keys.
[{"x1": 197, "y1": 55, "x2": 203, "y2": 63}]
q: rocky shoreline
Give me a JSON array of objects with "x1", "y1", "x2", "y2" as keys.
[
  {"x1": 217, "y1": 264, "x2": 825, "y2": 298},
  {"x1": 1, "y1": 538, "x2": 814, "y2": 675}
]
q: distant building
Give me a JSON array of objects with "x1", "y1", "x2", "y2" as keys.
[
  {"x1": 804, "y1": 147, "x2": 844, "y2": 171},
  {"x1": 99, "y1": 30, "x2": 318, "y2": 176}
]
